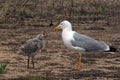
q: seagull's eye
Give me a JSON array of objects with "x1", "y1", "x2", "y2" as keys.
[{"x1": 61, "y1": 23, "x2": 63, "y2": 25}]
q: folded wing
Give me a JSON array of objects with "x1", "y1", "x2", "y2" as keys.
[{"x1": 71, "y1": 32, "x2": 110, "y2": 52}]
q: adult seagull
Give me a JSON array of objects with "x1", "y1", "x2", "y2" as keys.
[{"x1": 54, "y1": 20, "x2": 119, "y2": 70}]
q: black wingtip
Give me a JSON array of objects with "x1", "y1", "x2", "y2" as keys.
[{"x1": 107, "y1": 46, "x2": 119, "y2": 52}]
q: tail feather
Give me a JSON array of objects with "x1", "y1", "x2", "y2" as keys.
[{"x1": 106, "y1": 46, "x2": 119, "y2": 52}]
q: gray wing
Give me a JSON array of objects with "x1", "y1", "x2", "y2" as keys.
[
  {"x1": 71, "y1": 32, "x2": 109, "y2": 52},
  {"x1": 20, "y1": 39, "x2": 43, "y2": 54}
]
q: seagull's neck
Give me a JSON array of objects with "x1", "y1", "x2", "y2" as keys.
[
  {"x1": 62, "y1": 27, "x2": 73, "y2": 38},
  {"x1": 62, "y1": 26, "x2": 73, "y2": 39},
  {"x1": 35, "y1": 37, "x2": 43, "y2": 41},
  {"x1": 63, "y1": 26, "x2": 72, "y2": 32}
]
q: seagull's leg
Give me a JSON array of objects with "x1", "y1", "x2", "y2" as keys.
[
  {"x1": 73, "y1": 53, "x2": 82, "y2": 70},
  {"x1": 27, "y1": 56, "x2": 30, "y2": 68},
  {"x1": 31, "y1": 56, "x2": 34, "y2": 69}
]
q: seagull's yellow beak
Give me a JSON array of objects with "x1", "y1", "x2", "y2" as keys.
[{"x1": 53, "y1": 26, "x2": 61, "y2": 31}]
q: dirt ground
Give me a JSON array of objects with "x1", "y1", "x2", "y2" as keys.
[{"x1": 0, "y1": 17, "x2": 120, "y2": 80}]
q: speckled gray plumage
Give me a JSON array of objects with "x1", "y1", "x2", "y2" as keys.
[{"x1": 18, "y1": 34, "x2": 46, "y2": 68}]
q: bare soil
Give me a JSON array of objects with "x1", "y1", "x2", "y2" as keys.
[{"x1": 0, "y1": 17, "x2": 120, "y2": 80}]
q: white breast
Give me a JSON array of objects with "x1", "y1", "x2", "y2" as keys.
[{"x1": 62, "y1": 30, "x2": 75, "y2": 50}]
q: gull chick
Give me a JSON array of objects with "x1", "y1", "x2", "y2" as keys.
[{"x1": 17, "y1": 34, "x2": 46, "y2": 68}]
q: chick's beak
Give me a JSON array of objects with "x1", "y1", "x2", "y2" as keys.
[{"x1": 53, "y1": 26, "x2": 60, "y2": 31}]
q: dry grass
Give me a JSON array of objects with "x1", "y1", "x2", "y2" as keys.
[{"x1": 0, "y1": 0, "x2": 120, "y2": 20}]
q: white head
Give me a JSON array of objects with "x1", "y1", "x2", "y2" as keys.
[{"x1": 54, "y1": 20, "x2": 72, "y2": 31}]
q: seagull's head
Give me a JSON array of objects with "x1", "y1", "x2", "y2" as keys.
[
  {"x1": 36, "y1": 34, "x2": 46, "y2": 40},
  {"x1": 54, "y1": 20, "x2": 72, "y2": 31}
]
